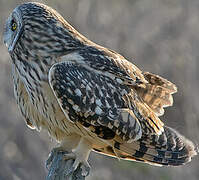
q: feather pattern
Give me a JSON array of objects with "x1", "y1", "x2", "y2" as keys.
[
  {"x1": 94, "y1": 126, "x2": 197, "y2": 166},
  {"x1": 3, "y1": 2, "x2": 197, "y2": 171}
]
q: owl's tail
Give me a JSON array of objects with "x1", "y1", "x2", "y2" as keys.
[
  {"x1": 94, "y1": 126, "x2": 197, "y2": 166},
  {"x1": 113, "y1": 126, "x2": 198, "y2": 166}
]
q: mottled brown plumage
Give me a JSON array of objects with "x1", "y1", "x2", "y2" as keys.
[{"x1": 3, "y1": 2, "x2": 197, "y2": 176}]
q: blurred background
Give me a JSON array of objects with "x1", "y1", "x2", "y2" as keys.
[{"x1": 0, "y1": 0, "x2": 199, "y2": 179}]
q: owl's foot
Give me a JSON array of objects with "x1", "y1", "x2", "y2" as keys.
[
  {"x1": 46, "y1": 138, "x2": 92, "y2": 177},
  {"x1": 64, "y1": 138, "x2": 92, "y2": 176},
  {"x1": 46, "y1": 134, "x2": 81, "y2": 170},
  {"x1": 64, "y1": 152, "x2": 90, "y2": 176}
]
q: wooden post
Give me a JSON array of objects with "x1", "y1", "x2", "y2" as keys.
[{"x1": 46, "y1": 151, "x2": 87, "y2": 180}]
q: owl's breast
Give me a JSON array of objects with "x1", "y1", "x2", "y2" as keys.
[{"x1": 12, "y1": 64, "x2": 83, "y2": 141}]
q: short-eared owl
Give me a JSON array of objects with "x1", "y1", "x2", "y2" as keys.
[{"x1": 3, "y1": 2, "x2": 197, "y2": 177}]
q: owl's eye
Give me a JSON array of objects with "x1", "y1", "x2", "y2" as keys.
[{"x1": 10, "y1": 19, "x2": 17, "y2": 31}]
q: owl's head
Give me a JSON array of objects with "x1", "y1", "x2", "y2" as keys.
[
  {"x1": 3, "y1": 2, "x2": 86, "y2": 58},
  {"x1": 3, "y1": 5, "x2": 23, "y2": 53}
]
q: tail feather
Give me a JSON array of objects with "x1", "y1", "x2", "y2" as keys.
[
  {"x1": 114, "y1": 126, "x2": 197, "y2": 166},
  {"x1": 93, "y1": 126, "x2": 197, "y2": 166}
]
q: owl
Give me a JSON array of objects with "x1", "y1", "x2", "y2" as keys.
[{"x1": 3, "y1": 2, "x2": 197, "y2": 177}]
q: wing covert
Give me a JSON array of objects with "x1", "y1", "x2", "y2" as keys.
[{"x1": 59, "y1": 46, "x2": 148, "y2": 87}]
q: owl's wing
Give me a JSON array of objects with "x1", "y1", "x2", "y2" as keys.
[
  {"x1": 134, "y1": 72, "x2": 177, "y2": 116},
  {"x1": 49, "y1": 61, "x2": 164, "y2": 142},
  {"x1": 60, "y1": 46, "x2": 177, "y2": 117}
]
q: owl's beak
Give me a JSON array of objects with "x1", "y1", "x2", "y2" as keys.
[
  {"x1": 3, "y1": 34, "x2": 12, "y2": 53},
  {"x1": 3, "y1": 16, "x2": 15, "y2": 53},
  {"x1": 3, "y1": 33, "x2": 15, "y2": 54}
]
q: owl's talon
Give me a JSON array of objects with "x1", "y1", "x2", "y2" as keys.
[
  {"x1": 63, "y1": 152, "x2": 76, "y2": 160},
  {"x1": 80, "y1": 162, "x2": 90, "y2": 176},
  {"x1": 63, "y1": 151, "x2": 90, "y2": 176}
]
